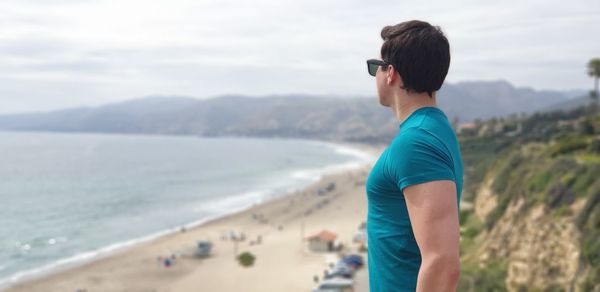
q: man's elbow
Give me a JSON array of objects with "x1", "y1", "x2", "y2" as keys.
[
  {"x1": 422, "y1": 253, "x2": 461, "y2": 284},
  {"x1": 447, "y1": 259, "x2": 461, "y2": 285}
]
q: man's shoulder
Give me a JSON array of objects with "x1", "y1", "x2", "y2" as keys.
[
  {"x1": 393, "y1": 125, "x2": 441, "y2": 146},
  {"x1": 387, "y1": 127, "x2": 437, "y2": 159},
  {"x1": 419, "y1": 109, "x2": 456, "y2": 135},
  {"x1": 389, "y1": 123, "x2": 456, "y2": 161},
  {"x1": 415, "y1": 111, "x2": 458, "y2": 147}
]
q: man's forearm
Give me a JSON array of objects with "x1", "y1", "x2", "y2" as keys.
[{"x1": 415, "y1": 254, "x2": 461, "y2": 292}]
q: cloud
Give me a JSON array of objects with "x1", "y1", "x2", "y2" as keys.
[{"x1": 0, "y1": 0, "x2": 598, "y2": 114}]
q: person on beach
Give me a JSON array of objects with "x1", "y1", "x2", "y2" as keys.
[{"x1": 365, "y1": 20, "x2": 463, "y2": 292}]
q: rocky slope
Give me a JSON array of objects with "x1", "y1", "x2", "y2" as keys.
[{"x1": 458, "y1": 104, "x2": 600, "y2": 291}]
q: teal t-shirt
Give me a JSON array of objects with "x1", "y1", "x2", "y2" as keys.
[{"x1": 365, "y1": 106, "x2": 463, "y2": 291}]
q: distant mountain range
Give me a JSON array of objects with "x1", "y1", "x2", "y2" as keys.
[
  {"x1": 438, "y1": 80, "x2": 584, "y2": 121},
  {"x1": 0, "y1": 80, "x2": 591, "y2": 143},
  {"x1": 541, "y1": 94, "x2": 598, "y2": 113}
]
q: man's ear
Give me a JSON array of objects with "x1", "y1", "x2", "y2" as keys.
[
  {"x1": 386, "y1": 65, "x2": 403, "y2": 88},
  {"x1": 386, "y1": 65, "x2": 395, "y2": 85}
]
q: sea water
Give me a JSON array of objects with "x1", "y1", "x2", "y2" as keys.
[{"x1": 0, "y1": 131, "x2": 373, "y2": 287}]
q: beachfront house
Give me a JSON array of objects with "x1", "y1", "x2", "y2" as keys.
[{"x1": 306, "y1": 230, "x2": 337, "y2": 252}]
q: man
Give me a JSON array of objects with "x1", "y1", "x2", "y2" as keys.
[{"x1": 365, "y1": 20, "x2": 463, "y2": 292}]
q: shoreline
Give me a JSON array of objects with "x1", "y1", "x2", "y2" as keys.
[{"x1": 4, "y1": 141, "x2": 384, "y2": 291}]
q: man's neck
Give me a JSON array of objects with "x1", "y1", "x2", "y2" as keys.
[{"x1": 392, "y1": 92, "x2": 438, "y2": 124}]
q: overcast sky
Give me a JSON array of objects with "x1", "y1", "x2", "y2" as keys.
[{"x1": 0, "y1": 0, "x2": 598, "y2": 114}]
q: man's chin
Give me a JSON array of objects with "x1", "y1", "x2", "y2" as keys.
[{"x1": 378, "y1": 98, "x2": 390, "y2": 107}]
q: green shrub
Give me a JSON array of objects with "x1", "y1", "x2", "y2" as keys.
[
  {"x1": 503, "y1": 123, "x2": 518, "y2": 132},
  {"x1": 550, "y1": 137, "x2": 588, "y2": 157},
  {"x1": 237, "y1": 251, "x2": 256, "y2": 267},
  {"x1": 491, "y1": 152, "x2": 523, "y2": 194},
  {"x1": 553, "y1": 205, "x2": 573, "y2": 219},
  {"x1": 579, "y1": 273, "x2": 600, "y2": 292},
  {"x1": 545, "y1": 183, "x2": 575, "y2": 209},
  {"x1": 577, "y1": 190, "x2": 600, "y2": 287},
  {"x1": 579, "y1": 120, "x2": 595, "y2": 135},
  {"x1": 458, "y1": 260, "x2": 507, "y2": 291},
  {"x1": 462, "y1": 226, "x2": 481, "y2": 238},
  {"x1": 528, "y1": 172, "x2": 551, "y2": 193},
  {"x1": 588, "y1": 139, "x2": 600, "y2": 154},
  {"x1": 590, "y1": 114, "x2": 600, "y2": 133},
  {"x1": 560, "y1": 173, "x2": 577, "y2": 188},
  {"x1": 576, "y1": 187, "x2": 600, "y2": 228},
  {"x1": 582, "y1": 231, "x2": 600, "y2": 267},
  {"x1": 572, "y1": 170, "x2": 596, "y2": 195},
  {"x1": 460, "y1": 209, "x2": 473, "y2": 224}
]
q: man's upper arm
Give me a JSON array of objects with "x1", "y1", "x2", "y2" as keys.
[
  {"x1": 403, "y1": 180, "x2": 460, "y2": 261},
  {"x1": 387, "y1": 127, "x2": 460, "y2": 259}
]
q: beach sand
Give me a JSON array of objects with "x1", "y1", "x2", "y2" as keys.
[{"x1": 6, "y1": 145, "x2": 383, "y2": 292}]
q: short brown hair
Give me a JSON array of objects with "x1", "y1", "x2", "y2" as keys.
[{"x1": 380, "y1": 20, "x2": 450, "y2": 97}]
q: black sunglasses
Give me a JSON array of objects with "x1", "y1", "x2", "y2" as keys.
[{"x1": 366, "y1": 59, "x2": 390, "y2": 76}]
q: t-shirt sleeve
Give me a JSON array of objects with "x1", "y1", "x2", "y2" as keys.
[{"x1": 385, "y1": 127, "x2": 456, "y2": 192}]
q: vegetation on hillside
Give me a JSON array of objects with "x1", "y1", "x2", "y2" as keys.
[{"x1": 457, "y1": 104, "x2": 600, "y2": 290}]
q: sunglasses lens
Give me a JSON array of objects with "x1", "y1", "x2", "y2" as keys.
[{"x1": 368, "y1": 63, "x2": 378, "y2": 76}]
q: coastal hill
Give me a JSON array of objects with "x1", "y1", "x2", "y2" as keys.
[
  {"x1": 0, "y1": 80, "x2": 581, "y2": 144},
  {"x1": 542, "y1": 94, "x2": 599, "y2": 113},
  {"x1": 457, "y1": 103, "x2": 600, "y2": 290}
]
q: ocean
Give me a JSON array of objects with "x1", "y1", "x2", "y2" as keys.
[{"x1": 0, "y1": 131, "x2": 373, "y2": 287}]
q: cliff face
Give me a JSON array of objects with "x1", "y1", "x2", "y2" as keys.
[
  {"x1": 458, "y1": 105, "x2": 600, "y2": 291},
  {"x1": 474, "y1": 177, "x2": 497, "y2": 222},
  {"x1": 477, "y1": 197, "x2": 585, "y2": 290}
]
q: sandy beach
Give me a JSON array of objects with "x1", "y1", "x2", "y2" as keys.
[{"x1": 6, "y1": 144, "x2": 383, "y2": 292}]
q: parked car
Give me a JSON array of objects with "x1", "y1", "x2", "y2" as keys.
[
  {"x1": 312, "y1": 277, "x2": 354, "y2": 292},
  {"x1": 341, "y1": 254, "x2": 364, "y2": 270},
  {"x1": 325, "y1": 261, "x2": 353, "y2": 279}
]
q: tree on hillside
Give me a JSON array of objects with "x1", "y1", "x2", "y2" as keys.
[
  {"x1": 587, "y1": 58, "x2": 600, "y2": 99},
  {"x1": 452, "y1": 116, "x2": 459, "y2": 132}
]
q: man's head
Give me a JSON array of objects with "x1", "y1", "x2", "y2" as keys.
[{"x1": 371, "y1": 20, "x2": 450, "y2": 106}]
